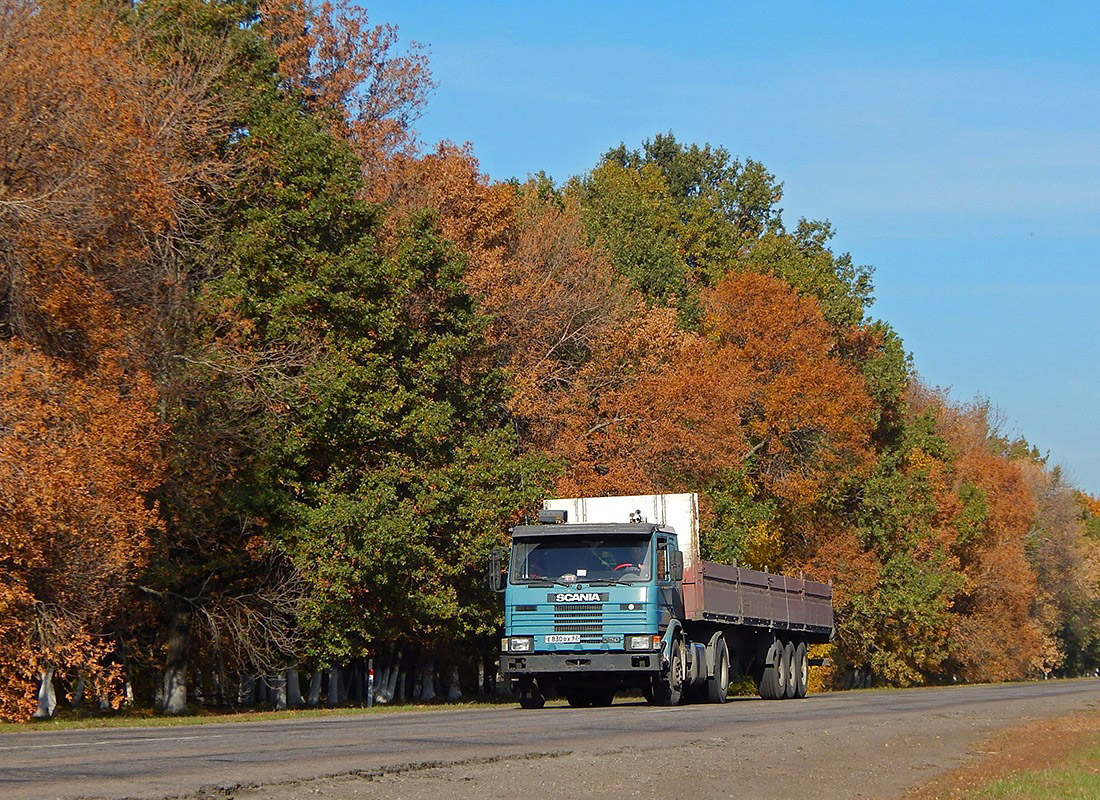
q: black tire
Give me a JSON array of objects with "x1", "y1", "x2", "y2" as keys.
[
  {"x1": 704, "y1": 633, "x2": 730, "y2": 704},
  {"x1": 565, "y1": 689, "x2": 591, "y2": 708},
  {"x1": 757, "y1": 640, "x2": 783, "y2": 700},
  {"x1": 793, "y1": 641, "x2": 808, "y2": 698},
  {"x1": 517, "y1": 680, "x2": 545, "y2": 709},
  {"x1": 589, "y1": 688, "x2": 615, "y2": 707},
  {"x1": 781, "y1": 640, "x2": 796, "y2": 699},
  {"x1": 650, "y1": 637, "x2": 685, "y2": 706}
]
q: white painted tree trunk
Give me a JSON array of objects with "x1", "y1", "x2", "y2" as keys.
[
  {"x1": 446, "y1": 665, "x2": 462, "y2": 701},
  {"x1": 238, "y1": 675, "x2": 255, "y2": 705},
  {"x1": 191, "y1": 671, "x2": 204, "y2": 705},
  {"x1": 286, "y1": 668, "x2": 303, "y2": 707},
  {"x1": 160, "y1": 611, "x2": 189, "y2": 714},
  {"x1": 269, "y1": 672, "x2": 287, "y2": 710},
  {"x1": 306, "y1": 670, "x2": 322, "y2": 707},
  {"x1": 71, "y1": 676, "x2": 85, "y2": 709},
  {"x1": 417, "y1": 658, "x2": 436, "y2": 702},
  {"x1": 478, "y1": 660, "x2": 486, "y2": 697},
  {"x1": 33, "y1": 667, "x2": 56, "y2": 718},
  {"x1": 377, "y1": 650, "x2": 402, "y2": 704},
  {"x1": 160, "y1": 664, "x2": 188, "y2": 714},
  {"x1": 394, "y1": 664, "x2": 406, "y2": 702},
  {"x1": 327, "y1": 666, "x2": 341, "y2": 707}
]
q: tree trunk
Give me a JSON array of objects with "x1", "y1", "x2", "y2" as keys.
[
  {"x1": 71, "y1": 675, "x2": 86, "y2": 709},
  {"x1": 159, "y1": 610, "x2": 189, "y2": 714},
  {"x1": 306, "y1": 670, "x2": 322, "y2": 707},
  {"x1": 238, "y1": 675, "x2": 255, "y2": 706},
  {"x1": 270, "y1": 672, "x2": 287, "y2": 710},
  {"x1": 395, "y1": 663, "x2": 406, "y2": 702},
  {"x1": 349, "y1": 662, "x2": 363, "y2": 702},
  {"x1": 418, "y1": 657, "x2": 436, "y2": 702},
  {"x1": 286, "y1": 668, "x2": 303, "y2": 707},
  {"x1": 191, "y1": 670, "x2": 204, "y2": 705},
  {"x1": 327, "y1": 665, "x2": 341, "y2": 707},
  {"x1": 33, "y1": 666, "x2": 57, "y2": 718},
  {"x1": 446, "y1": 665, "x2": 462, "y2": 701},
  {"x1": 377, "y1": 650, "x2": 402, "y2": 704}
]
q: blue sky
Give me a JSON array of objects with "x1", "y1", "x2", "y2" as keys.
[{"x1": 368, "y1": 1, "x2": 1100, "y2": 492}]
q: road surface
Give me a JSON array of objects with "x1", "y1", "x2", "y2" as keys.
[{"x1": 1, "y1": 679, "x2": 1098, "y2": 800}]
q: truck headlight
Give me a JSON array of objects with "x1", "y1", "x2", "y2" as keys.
[
  {"x1": 627, "y1": 635, "x2": 658, "y2": 651},
  {"x1": 503, "y1": 636, "x2": 533, "y2": 653}
]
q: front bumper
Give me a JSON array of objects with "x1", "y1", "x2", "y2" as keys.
[{"x1": 501, "y1": 651, "x2": 661, "y2": 675}]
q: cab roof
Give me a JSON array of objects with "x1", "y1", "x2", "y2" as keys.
[{"x1": 509, "y1": 522, "x2": 676, "y2": 539}]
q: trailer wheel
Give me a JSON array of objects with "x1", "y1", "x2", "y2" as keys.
[
  {"x1": 781, "y1": 640, "x2": 796, "y2": 699},
  {"x1": 649, "y1": 637, "x2": 685, "y2": 706},
  {"x1": 704, "y1": 633, "x2": 730, "y2": 704},
  {"x1": 518, "y1": 679, "x2": 545, "y2": 709},
  {"x1": 757, "y1": 640, "x2": 784, "y2": 700},
  {"x1": 793, "y1": 641, "x2": 808, "y2": 698}
]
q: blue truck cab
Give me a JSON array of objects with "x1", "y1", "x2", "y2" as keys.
[{"x1": 494, "y1": 516, "x2": 685, "y2": 708}]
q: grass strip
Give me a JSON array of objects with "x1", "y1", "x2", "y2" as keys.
[{"x1": 966, "y1": 735, "x2": 1100, "y2": 799}]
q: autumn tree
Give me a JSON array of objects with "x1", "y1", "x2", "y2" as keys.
[{"x1": 0, "y1": 0, "x2": 210, "y2": 718}]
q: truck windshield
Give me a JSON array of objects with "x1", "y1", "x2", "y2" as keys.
[{"x1": 510, "y1": 537, "x2": 652, "y2": 584}]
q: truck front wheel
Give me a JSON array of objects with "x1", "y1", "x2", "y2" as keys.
[
  {"x1": 517, "y1": 679, "x2": 545, "y2": 709},
  {"x1": 649, "y1": 637, "x2": 685, "y2": 706}
]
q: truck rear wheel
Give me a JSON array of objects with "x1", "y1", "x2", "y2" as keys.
[
  {"x1": 704, "y1": 633, "x2": 730, "y2": 704},
  {"x1": 781, "y1": 640, "x2": 796, "y2": 699},
  {"x1": 793, "y1": 641, "x2": 808, "y2": 698},
  {"x1": 758, "y1": 640, "x2": 784, "y2": 700},
  {"x1": 649, "y1": 637, "x2": 685, "y2": 706}
]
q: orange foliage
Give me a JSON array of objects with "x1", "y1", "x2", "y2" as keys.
[
  {"x1": 702, "y1": 273, "x2": 875, "y2": 503},
  {"x1": 369, "y1": 144, "x2": 516, "y2": 280},
  {"x1": 0, "y1": 1, "x2": 194, "y2": 718},
  {"x1": 259, "y1": 0, "x2": 433, "y2": 167},
  {"x1": 0, "y1": 344, "x2": 162, "y2": 719},
  {"x1": 550, "y1": 272, "x2": 875, "y2": 501},
  {"x1": 910, "y1": 388, "x2": 1044, "y2": 681}
]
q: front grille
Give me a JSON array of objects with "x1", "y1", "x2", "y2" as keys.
[
  {"x1": 554, "y1": 622, "x2": 604, "y2": 632},
  {"x1": 554, "y1": 602, "x2": 604, "y2": 633}
]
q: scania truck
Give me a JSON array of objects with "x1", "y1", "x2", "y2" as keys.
[{"x1": 489, "y1": 493, "x2": 833, "y2": 708}]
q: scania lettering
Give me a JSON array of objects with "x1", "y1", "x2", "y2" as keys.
[{"x1": 488, "y1": 493, "x2": 834, "y2": 708}]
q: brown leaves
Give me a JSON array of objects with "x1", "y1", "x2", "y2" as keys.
[
  {"x1": 259, "y1": 0, "x2": 433, "y2": 168},
  {"x1": 0, "y1": 343, "x2": 162, "y2": 719}
]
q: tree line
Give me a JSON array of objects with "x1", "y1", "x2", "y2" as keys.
[{"x1": 1, "y1": 0, "x2": 1097, "y2": 721}]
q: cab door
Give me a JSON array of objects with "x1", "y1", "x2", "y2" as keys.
[{"x1": 655, "y1": 534, "x2": 685, "y2": 629}]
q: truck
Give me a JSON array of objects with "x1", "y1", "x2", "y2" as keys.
[{"x1": 488, "y1": 493, "x2": 833, "y2": 708}]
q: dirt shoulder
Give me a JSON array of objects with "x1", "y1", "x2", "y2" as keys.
[{"x1": 211, "y1": 683, "x2": 1100, "y2": 800}]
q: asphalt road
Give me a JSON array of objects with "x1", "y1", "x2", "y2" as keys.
[{"x1": 2, "y1": 679, "x2": 1098, "y2": 800}]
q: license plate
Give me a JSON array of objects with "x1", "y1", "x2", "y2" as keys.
[{"x1": 545, "y1": 634, "x2": 581, "y2": 644}]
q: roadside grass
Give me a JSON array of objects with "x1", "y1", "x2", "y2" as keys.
[
  {"x1": 906, "y1": 708, "x2": 1100, "y2": 800},
  {"x1": 964, "y1": 737, "x2": 1100, "y2": 799},
  {"x1": 0, "y1": 697, "x2": 520, "y2": 734}
]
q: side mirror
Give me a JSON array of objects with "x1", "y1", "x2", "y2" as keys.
[
  {"x1": 669, "y1": 550, "x2": 684, "y2": 582},
  {"x1": 488, "y1": 547, "x2": 506, "y2": 593}
]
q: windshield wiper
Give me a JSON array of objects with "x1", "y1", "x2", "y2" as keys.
[
  {"x1": 587, "y1": 578, "x2": 636, "y2": 586},
  {"x1": 521, "y1": 579, "x2": 575, "y2": 588}
]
